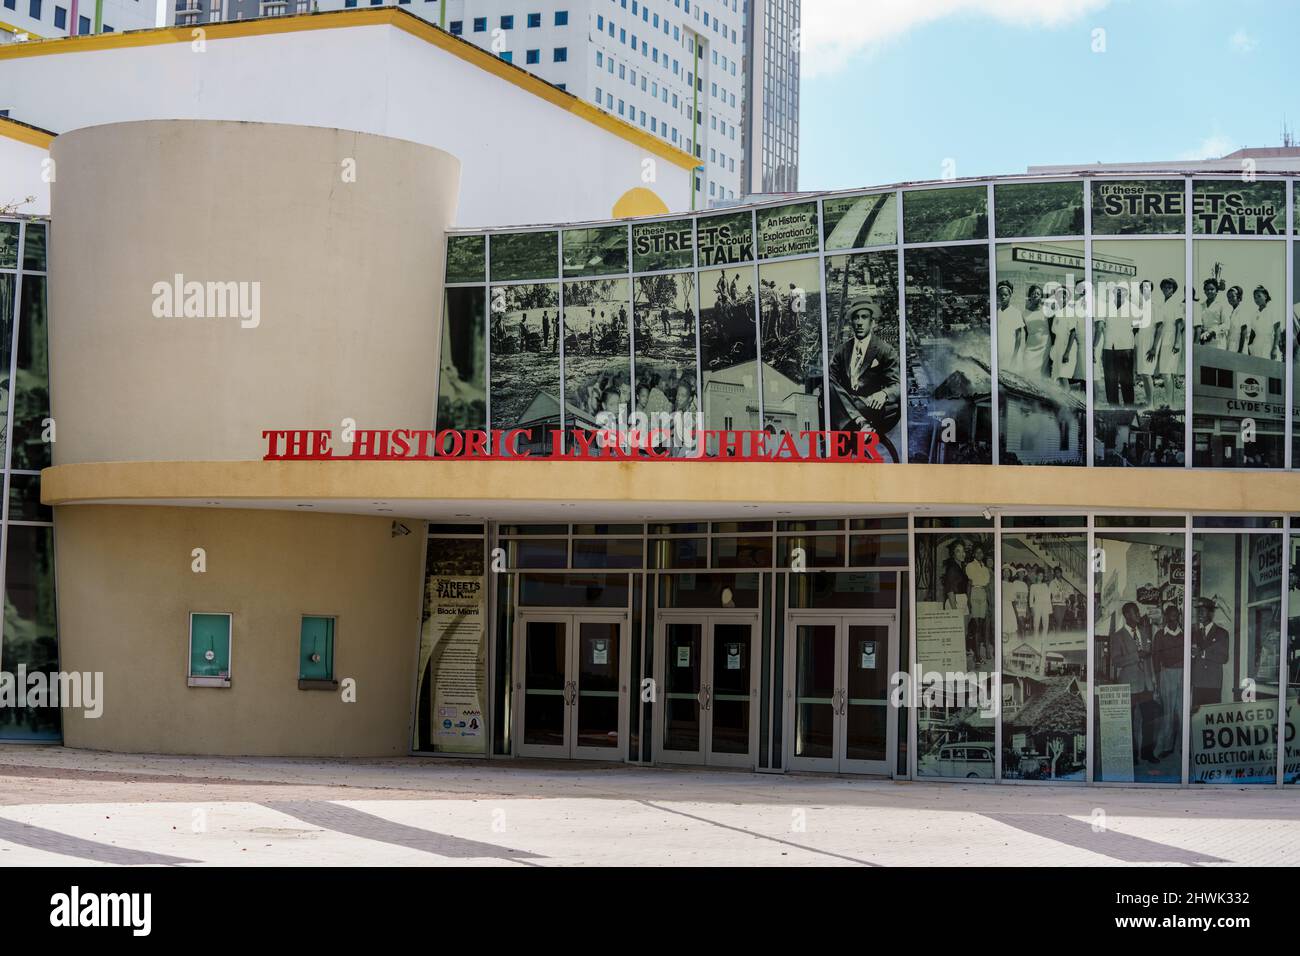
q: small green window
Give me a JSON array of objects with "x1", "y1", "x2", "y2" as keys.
[
  {"x1": 299, "y1": 616, "x2": 336, "y2": 683},
  {"x1": 189, "y1": 613, "x2": 232, "y2": 686}
]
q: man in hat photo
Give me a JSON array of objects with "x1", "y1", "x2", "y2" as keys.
[
  {"x1": 828, "y1": 296, "x2": 901, "y2": 449},
  {"x1": 1191, "y1": 596, "x2": 1229, "y2": 708},
  {"x1": 1110, "y1": 601, "x2": 1157, "y2": 765}
]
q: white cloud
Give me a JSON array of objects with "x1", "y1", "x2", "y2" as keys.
[
  {"x1": 799, "y1": 0, "x2": 1112, "y2": 78},
  {"x1": 1229, "y1": 29, "x2": 1257, "y2": 54},
  {"x1": 1179, "y1": 134, "x2": 1236, "y2": 161}
]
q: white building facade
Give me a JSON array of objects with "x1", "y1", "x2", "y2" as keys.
[
  {"x1": 0, "y1": 10, "x2": 697, "y2": 224},
  {"x1": 167, "y1": 0, "x2": 747, "y2": 209},
  {"x1": 0, "y1": 0, "x2": 155, "y2": 40}
]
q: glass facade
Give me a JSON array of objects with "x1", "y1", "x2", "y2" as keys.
[
  {"x1": 0, "y1": 218, "x2": 58, "y2": 741},
  {"x1": 442, "y1": 176, "x2": 1299, "y2": 471},
  {"x1": 422, "y1": 514, "x2": 1298, "y2": 785}
]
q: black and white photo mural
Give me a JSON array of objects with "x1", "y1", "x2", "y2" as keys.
[
  {"x1": 488, "y1": 281, "x2": 561, "y2": 454},
  {"x1": 633, "y1": 271, "x2": 699, "y2": 455},
  {"x1": 443, "y1": 175, "x2": 1299, "y2": 470}
]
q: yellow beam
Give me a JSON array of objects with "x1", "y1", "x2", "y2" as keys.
[
  {"x1": 0, "y1": 19, "x2": 46, "y2": 40},
  {"x1": 0, "y1": 115, "x2": 54, "y2": 148},
  {"x1": 40, "y1": 459, "x2": 1300, "y2": 515}
]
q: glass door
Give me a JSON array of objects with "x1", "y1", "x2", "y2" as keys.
[
  {"x1": 572, "y1": 618, "x2": 625, "y2": 760},
  {"x1": 660, "y1": 620, "x2": 706, "y2": 764},
  {"x1": 516, "y1": 612, "x2": 628, "y2": 760},
  {"x1": 841, "y1": 621, "x2": 894, "y2": 774},
  {"x1": 786, "y1": 614, "x2": 897, "y2": 774},
  {"x1": 707, "y1": 620, "x2": 759, "y2": 767},
  {"x1": 655, "y1": 614, "x2": 760, "y2": 767},
  {"x1": 788, "y1": 622, "x2": 840, "y2": 771},
  {"x1": 517, "y1": 614, "x2": 571, "y2": 758}
]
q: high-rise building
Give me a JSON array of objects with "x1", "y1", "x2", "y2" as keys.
[
  {"x1": 0, "y1": 0, "x2": 154, "y2": 41},
  {"x1": 168, "y1": 1, "x2": 747, "y2": 207},
  {"x1": 741, "y1": 0, "x2": 797, "y2": 194}
]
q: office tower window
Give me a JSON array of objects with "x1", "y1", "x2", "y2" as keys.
[
  {"x1": 28, "y1": 0, "x2": 39, "y2": 17},
  {"x1": 473, "y1": 16, "x2": 486, "y2": 31},
  {"x1": 500, "y1": 50, "x2": 513, "y2": 62},
  {"x1": 77, "y1": 13, "x2": 88, "y2": 32},
  {"x1": 527, "y1": 49, "x2": 540, "y2": 64},
  {"x1": 53, "y1": 3, "x2": 63, "y2": 26},
  {"x1": 555, "y1": 10, "x2": 568, "y2": 25},
  {"x1": 449, "y1": 19, "x2": 462, "y2": 34},
  {"x1": 553, "y1": 46, "x2": 568, "y2": 62},
  {"x1": 501, "y1": 15, "x2": 514, "y2": 29},
  {"x1": 528, "y1": 12, "x2": 541, "y2": 27}
]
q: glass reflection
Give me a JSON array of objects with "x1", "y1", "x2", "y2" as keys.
[
  {"x1": 488, "y1": 282, "x2": 561, "y2": 454},
  {"x1": 1091, "y1": 239, "x2": 1186, "y2": 466},
  {"x1": 1192, "y1": 239, "x2": 1286, "y2": 467},
  {"x1": 1189, "y1": 533, "x2": 1281, "y2": 784},
  {"x1": 904, "y1": 246, "x2": 992, "y2": 464},
  {"x1": 915, "y1": 531, "x2": 996, "y2": 777},
  {"x1": 1093, "y1": 533, "x2": 1183, "y2": 783},
  {"x1": 1000, "y1": 532, "x2": 1087, "y2": 780}
]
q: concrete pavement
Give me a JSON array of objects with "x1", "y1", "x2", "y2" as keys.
[{"x1": 0, "y1": 746, "x2": 1294, "y2": 866}]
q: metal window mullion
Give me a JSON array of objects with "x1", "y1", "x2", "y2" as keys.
[
  {"x1": 1182, "y1": 521, "x2": 1193, "y2": 786},
  {"x1": 0, "y1": 219, "x2": 27, "y2": 680},
  {"x1": 906, "y1": 512, "x2": 917, "y2": 779},
  {"x1": 993, "y1": 512, "x2": 1002, "y2": 780},
  {"x1": 750, "y1": 206, "x2": 763, "y2": 439},
  {"x1": 896, "y1": 191, "x2": 907, "y2": 462},
  {"x1": 1286, "y1": 177, "x2": 1294, "y2": 471},
  {"x1": 1084, "y1": 179, "x2": 1095, "y2": 467},
  {"x1": 624, "y1": 225, "x2": 636, "y2": 447},
  {"x1": 1085, "y1": 518, "x2": 1095, "y2": 783},
  {"x1": 1278, "y1": 527, "x2": 1290, "y2": 787},
  {"x1": 988, "y1": 182, "x2": 1000, "y2": 464},
  {"x1": 484, "y1": 234, "x2": 493, "y2": 432},
  {"x1": 816, "y1": 197, "x2": 831, "y2": 449},
  {"x1": 557, "y1": 238, "x2": 567, "y2": 453},
  {"x1": 1184, "y1": 177, "x2": 1193, "y2": 468}
]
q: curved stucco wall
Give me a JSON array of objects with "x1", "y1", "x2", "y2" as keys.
[{"x1": 49, "y1": 119, "x2": 460, "y2": 463}]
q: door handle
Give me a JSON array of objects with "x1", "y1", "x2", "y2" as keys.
[
  {"x1": 701, "y1": 684, "x2": 712, "y2": 711},
  {"x1": 565, "y1": 681, "x2": 576, "y2": 706},
  {"x1": 835, "y1": 688, "x2": 846, "y2": 715}
]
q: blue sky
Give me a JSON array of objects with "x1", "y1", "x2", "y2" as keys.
[{"x1": 799, "y1": 0, "x2": 1298, "y2": 191}]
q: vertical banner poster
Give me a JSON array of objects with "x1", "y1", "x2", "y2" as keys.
[{"x1": 419, "y1": 574, "x2": 488, "y2": 754}]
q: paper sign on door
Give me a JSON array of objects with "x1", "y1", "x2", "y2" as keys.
[
  {"x1": 676, "y1": 646, "x2": 691, "y2": 667},
  {"x1": 591, "y1": 639, "x2": 608, "y2": 665},
  {"x1": 726, "y1": 643, "x2": 742, "y2": 670},
  {"x1": 860, "y1": 640, "x2": 877, "y2": 669}
]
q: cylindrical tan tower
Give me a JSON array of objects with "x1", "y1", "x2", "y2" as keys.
[
  {"x1": 46, "y1": 121, "x2": 460, "y2": 755},
  {"x1": 49, "y1": 120, "x2": 461, "y2": 463}
]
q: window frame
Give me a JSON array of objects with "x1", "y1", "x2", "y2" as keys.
[
  {"x1": 187, "y1": 611, "x2": 233, "y2": 688},
  {"x1": 298, "y1": 614, "x2": 339, "y2": 690}
]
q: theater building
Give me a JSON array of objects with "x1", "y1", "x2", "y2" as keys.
[{"x1": 16, "y1": 114, "x2": 1300, "y2": 788}]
